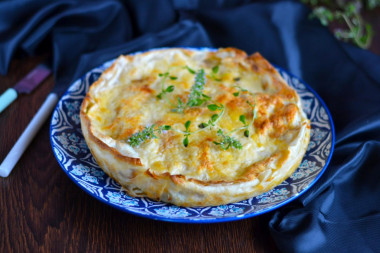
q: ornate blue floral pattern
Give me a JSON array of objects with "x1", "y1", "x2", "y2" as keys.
[
  {"x1": 291, "y1": 159, "x2": 321, "y2": 180},
  {"x1": 54, "y1": 132, "x2": 88, "y2": 155},
  {"x1": 154, "y1": 206, "x2": 190, "y2": 217},
  {"x1": 256, "y1": 188, "x2": 290, "y2": 204},
  {"x1": 64, "y1": 100, "x2": 81, "y2": 124},
  {"x1": 71, "y1": 164, "x2": 105, "y2": 184},
  {"x1": 50, "y1": 48, "x2": 334, "y2": 223},
  {"x1": 106, "y1": 192, "x2": 139, "y2": 207},
  {"x1": 208, "y1": 205, "x2": 244, "y2": 216}
]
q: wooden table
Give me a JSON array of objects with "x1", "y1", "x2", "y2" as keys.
[{"x1": 1, "y1": 16, "x2": 379, "y2": 252}]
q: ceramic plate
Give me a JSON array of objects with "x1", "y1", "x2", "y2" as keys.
[{"x1": 50, "y1": 49, "x2": 334, "y2": 223}]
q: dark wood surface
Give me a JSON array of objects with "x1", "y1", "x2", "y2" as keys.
[
  {"x1": 1, "y1": 14, "x2": 380, "y2": 251},
  {"x1": 0, "y1": 57, "x2": 281, "y2": 253}
]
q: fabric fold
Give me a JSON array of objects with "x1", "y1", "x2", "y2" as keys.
[{"x1": 270, "y1": 140, "x2": 380, "y2": 253}]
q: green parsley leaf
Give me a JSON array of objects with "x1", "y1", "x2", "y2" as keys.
[
  {"x1": 166, "y1": 85, "x2": 175, "y2": 92},
  {"x1": 157, "y1": 71, "x2": 175, "y2": 101},
  {"x1": 201, "y1": 94, "x2": 211, "y2": 100},
  {"x1": 186, "y1": 69, "x2": 207, "y2": 107},
  {"x1": 173, "y1": 96, "x2": 186, "y2": 113},
  {"x1": 183, "y1": 136, "x2": 189, "y2": 147},
  {"x1": 211, "y1": 114, "x2": 219, "y2": 123},
  {"x1": 127, "y1": 125, "x2": 157, "y2": 147},
  {"x1": 215, "y1": 129, "x2": 242, "y2": 150},
  {"x1": 127, "y1": 124, "x2": 173, "y2": 146},
  {"x1": 198, "y1": 123, "x2": 208, "y2": 129},
  {"x1": 239, "y1": 115, "x2": 246, "y2": 125},
  {"x1": 184, "y1": 120, "x2": 191, "y2": 131},
  {"x1": 158, "y1": 72, "x2": 169, "y2": 77},
  {"x1": 185, "y1": 66, "x2": 196, "y2": 74},
  {"x1": 212, "y1": 65, "x2": 219, "y2": 74},
  {"x1": 207, "y1": 104, "x2": 219, "y2": 111}
]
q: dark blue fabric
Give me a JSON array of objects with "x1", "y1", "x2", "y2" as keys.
[{"x1": 1, "y1": 1, "x2": 380, "y2": 252}]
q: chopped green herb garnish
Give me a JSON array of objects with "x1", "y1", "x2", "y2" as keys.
[
  {"x1": 187, "y1": 69, "x2": 207, "y2": 107},
  {"x1": 183, "y1": 120, "x2": 192, "y2": 147},
  {"x1": 184, "y1": 120, "x2": 191, "y2": 131},
  {"x1": 198, "y1": 122, "x2": 208, "y2": 129},
  {"x1": 212, "y1": 65, "x2": 219, "y2": 74},
  {"x1": 149, "y1": 65, "x2": 261, "y2": 150},
  {"x1": 239, "y1": 115, "x2": 246, "y2": 125},
  {"x1": 157, "y1": 125, "x2": 172, "y2": 134},
  {"x1": 185, "y1": 66, "x2": 196, "y2": 74},
  {"x1": 173, "y1": 68, "x2": 209, "y2": 112},
  {"x1": 201, "y1": 94, "x2": 211, "y2": 100},
  {"x1": 166, "y1": 85, "x2": 175, "y2": 92},
  {"x1": 232, "y1": 86, "x2": 249, "y2": 97},
  {"x1": 199, "y1": 103, "x2": 225, "y2": 129},
  {"x1": 207, "y1": 104, "x2": 219, "y2": 111},
  {"x1": 183, "y1": 136, "x2": 189, "y2": 147},
  {"x1": 127, "y1": 124, "x2": 172, "y2": 147},
  {"x1": 157, "y1": 72, "x2": 177, "y2": 105},
  {"x1": 127, "y1": 125, "x2": 158, "y2": 147},
  {"x1": 214, "y1": 129, "x2": 242, "y2": 150},
  {"x1": 210, "y1": 65, "x2": 221, "y2": 81},
  {"x1": 211, "y1": 114, "x2": 219, "y2": 123}
]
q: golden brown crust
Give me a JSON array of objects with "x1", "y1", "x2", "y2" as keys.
[
  {"x1": 80, "y1": 97, "x2": 143, "y2": 167},
  {"x1": 80, "y1": 47, "x2": 310, "y2": 207}
]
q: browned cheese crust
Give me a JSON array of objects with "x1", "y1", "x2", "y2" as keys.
[{"x1": 80, "y1": 47, "x2": 310, "y2": 206}]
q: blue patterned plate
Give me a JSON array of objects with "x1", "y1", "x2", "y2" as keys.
[{"x1": 50, "y1": 49, "x2": 334, "y2": 223}]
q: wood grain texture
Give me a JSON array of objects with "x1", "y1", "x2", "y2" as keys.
[{"x1": 0, "y1": 56, "x2": 280, "y2": 253}]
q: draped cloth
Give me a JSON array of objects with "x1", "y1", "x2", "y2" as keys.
[{"x1": 1, "y1": 1, "x2": 379, "y2": 251}]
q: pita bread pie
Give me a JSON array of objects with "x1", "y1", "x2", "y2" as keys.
[{"x1": 80, "y1": 48, "x2": 310, "y2": 207}]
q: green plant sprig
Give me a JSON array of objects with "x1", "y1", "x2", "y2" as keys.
[
  {"x1": 212, "y1": 98, "x2": 257, "y2": 150},
  {"x1": 197, "y1": 103, "x2": 225, "y2": 129},
  {"x1": 187, "y1": 69, "x2": 209, "y2": 107},
  {"x1": 182, "y1": 120, "x2": 191, "y2": 147},
  {"x1": 301, "y1": 0, "x2": 377, "y2": 49},
  {"x1": 231, "y1": 86, "x2": 258, "y2": 138},
  {"x1": 156, "y1": 72, "x2": 178, "y2": 107},
  {"x1": 210, "y1": 65, "x2": 222, "y2": 81},
  {"x1": 127, "y1": 103, "x2": 226, "y2": 148},
  {"x1": 229, "y1": 114, "x2": 250, "y2": 137},
  {"x1": 213, "y1": 129, "x2": 243, "y2": 150},
  {"x1": 233, "y1": 85, "x2": 248, "y2": 97},
  {"x1": 174, "y1": 68, "x2": 211, "y2": 113},
  {"x1": 127, "y1": 124, "x2": 172, "y2": 147},
  {"x1": 129, "y1": 68, "x2": 259, "y2": 150}
]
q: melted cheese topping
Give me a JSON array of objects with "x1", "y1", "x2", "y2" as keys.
[{"x1": 81, "y1": 48, "x2": 310, "y2": 206}]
